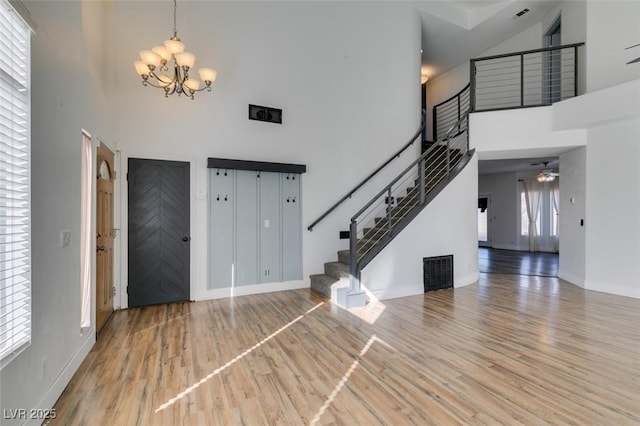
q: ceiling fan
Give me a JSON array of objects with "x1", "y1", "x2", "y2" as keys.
[{"x1": 534, "y1": 161, "x2": 559, "y2": 183}]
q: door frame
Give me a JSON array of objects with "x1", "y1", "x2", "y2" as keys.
[
  {"x1": 478, "y1": 193, "x2": 492, "y2": 248},
  {"x1": 120, "y1": 153, "x2": 196, "y2": 309},
  {"x1": 544, "y1": 15, "x2": 562, "y2": 104},
  {"x1": 96, "y1": 140, "x2": 116, "y2": 333}
]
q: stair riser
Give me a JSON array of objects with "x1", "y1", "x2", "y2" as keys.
[
  {"x1": 324, "y1": 262, "x2": 350, "y2": 280},
  {"x1": 338, "y1": 250, "x2": 350, "y2": 264}
]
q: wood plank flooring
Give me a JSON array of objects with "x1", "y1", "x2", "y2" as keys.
[
  {"x1": 48, "y1": 275, "x2": 639, "y2": 425},
  {"x1": 478, "y1": 247, "x2": 559, "y2": 277}
]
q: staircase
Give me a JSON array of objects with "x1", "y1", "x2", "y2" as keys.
[
  {"x1": 310, "y1": 250, "x2": 351, "y2": 300},
  {"x1": 311, "y1": 136, "x2": 473, "y2": 301}
]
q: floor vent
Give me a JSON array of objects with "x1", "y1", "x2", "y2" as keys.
[{"x1": 423, "y1": 255, "x2": 453, "y2": 292}]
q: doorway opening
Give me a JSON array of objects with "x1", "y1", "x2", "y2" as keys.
[
  {"x1": 478, "y1": 195, "x2": 491, "y2": 247},
  {"x1": 545, "y1": 16, "x2": 562, "y2": 104}
]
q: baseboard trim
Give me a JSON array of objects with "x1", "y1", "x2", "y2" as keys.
[
  {"x1": 558, "y1": 271, "x2": 585, "y2": 288},
  {"x1": 454, "y1": 272, "x2": 479, "y2": 288},
  {"x1": 194, "y1": 280, "x2": 308, "y2": 301},
  {"x1": 365, "y1": 272, "x2": 478, "y2": 301},
  {"x1": 25, "y1": 329, "x2": 95, "y2": 426},
  {"x1": 366, "y1": 285, "x2": 423, "y2": 301},
  {"x1": 584, "y1": 280, "x2": 640, "y2": 299}
]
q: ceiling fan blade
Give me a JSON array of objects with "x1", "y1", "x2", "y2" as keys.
[
  {"x1": 627, "y1": 57, "x2": 640, "y2": 65},
  {"x1": 625, "y1": 43, "x2": 640, "y2": 50}
]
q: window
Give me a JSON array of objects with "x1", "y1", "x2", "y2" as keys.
[
  {"x1": 80, "y1": 132, "x2": 92, "y2": 329},
  {"x1": 0, "y1": 0, "x2": 31, "y2": 368},
  {"x1": 520, "y1": 192, "x2": 540, "y2": 236},
  {"x1": 550, "y1": 192, "x2": 559, "y2": 237}
]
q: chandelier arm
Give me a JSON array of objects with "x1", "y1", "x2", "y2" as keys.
[
  {"x1": 141, "y1": 79, "x2": 171, "y2": 89},
  {"x1": 190, "y1": 83, "x2": 213, "y2": 93},
  {"x1": 147, "y1": 69, "x2": 178, "y2": 88}
]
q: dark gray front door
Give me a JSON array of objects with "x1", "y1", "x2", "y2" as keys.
[{"x1": 128, "y1": 159, "x2": 190, "y2": 307}]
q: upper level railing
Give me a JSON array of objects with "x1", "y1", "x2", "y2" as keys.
[
  {"x1": 470, "y1": 43, "x2": 585, "y2": 111},
  {"x1": 307, "y1": 114, "x2": 425, "y2": 232},
  {"x1": 433, "y1": 83, "x2": 470, "y2": 141}
]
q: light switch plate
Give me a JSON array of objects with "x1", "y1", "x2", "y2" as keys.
[{"x1": 264, "y1": 219, "x2": 270, "y2": 228}]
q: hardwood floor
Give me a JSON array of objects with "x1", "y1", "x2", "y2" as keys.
[
  {"x1": 49, "y1": 276, "x2": 640, "y2": 425},
  {"x1": 478, "y1": 247, "x2": 559, "y2": 277}
]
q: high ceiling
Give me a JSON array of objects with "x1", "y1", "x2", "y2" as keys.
[{"x1": 418, "y1": 0, "x2": 560, "y2": 78}]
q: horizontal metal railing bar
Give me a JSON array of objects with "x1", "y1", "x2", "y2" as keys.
[
  {"x1": 476, "y1": 56, "x2": 576, "y2": 69},
  {"x1": 472, "y1": 42, "x2": 584, "y2": 63},
  {"x1": 473, "y1": 104, "x2": 551, "y2": 113},
  {"x1": 355, "y1": 141, "x2": 467, "y2": 261},
  {"x1": 433, "y1": 83, "x2": 470, "y2": 109},
  {"x1": 437, "y1": 101, "x2": 462, "y2": 110},
  {"x1": 307, "y1": 113, "x2": 425, "y2": 231}
]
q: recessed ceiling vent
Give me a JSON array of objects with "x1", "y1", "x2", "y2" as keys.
[{"x1": 515, "y1": 8, "x2": 530, "y2": 17}]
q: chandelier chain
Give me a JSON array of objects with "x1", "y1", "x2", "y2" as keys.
[{"x1": 173, "y1": 0, "x2": 177, "y2": 37}]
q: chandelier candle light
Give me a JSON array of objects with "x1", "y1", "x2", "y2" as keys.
[{"x1": 133, "y1": 0, "x2": 217, "y2": 99}]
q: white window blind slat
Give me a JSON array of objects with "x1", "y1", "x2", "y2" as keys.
[{"x1": 0, "y1": 0, "x2": 31, "y2": 369}]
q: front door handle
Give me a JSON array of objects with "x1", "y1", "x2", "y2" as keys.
[{"x1": 96, "y1": 245, "x2": 106, "y2": 252}]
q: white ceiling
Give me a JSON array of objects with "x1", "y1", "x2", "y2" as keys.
[
  {"x1": 478, "y1": 157, "x2": 559, "y2": 175},
  {"x1": 418, "y1": 0, "x2": 560, "y2": 77}
]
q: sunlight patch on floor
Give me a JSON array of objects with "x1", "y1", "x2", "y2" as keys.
[
  {"x1": 346, "y1": 298, "x2": 386, "y2": 325},
  {"x1": 154, "y1": 301, "x2": 324, "y2": 413},
  {"x1": 309, "y1": 334, "x2": 393, "y2": 425}
]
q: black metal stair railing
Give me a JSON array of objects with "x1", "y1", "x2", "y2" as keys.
[{"x1": 347, "y1": 111, "x2": 473, "y2": 297}]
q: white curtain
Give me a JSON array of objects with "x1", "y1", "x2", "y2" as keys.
[
  {"x1": 81, "y1": 134, "x2": 92, "y2": 328},
  {"x1": 550, "y1": 178, "x2": 560, "y2": 252},
  {"x1": 522, "y1": 179, "x2": 543, "y2": 252}
]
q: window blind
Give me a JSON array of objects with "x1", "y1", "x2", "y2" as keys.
[{"x1": 0, "y1": 0, "x2": 31, "y2": 367}]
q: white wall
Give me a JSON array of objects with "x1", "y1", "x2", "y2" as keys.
[
  {"x1": 478, "y1": 172, "x2": 520, "y2": 250},
  {"x1": 470, "y1": 106, "x2": 587, "y2": 159},
  {"x1": 361, "y1": 155, "x2": 478, "y2": 300},
  {"x1": 559, "y1": 146, "x2": 586, "y2": 286},
  {"x1": 586, "y1": 1, "x2": 640, "y2": 92},
  {"x1": 585, "y1": 119, "x2": 640, "y2": 298},
  {"x1": 112, "y1": 1, "x2": 422, "y2": 304},
  {"x1": 552, "y1": 78, "x2": 640, "y2": 298},
  {"x1": 0, "y1": 1, "x2": 116, "y2": 424}
]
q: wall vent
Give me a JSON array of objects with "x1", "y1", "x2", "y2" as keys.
[{"x1": 423, "y1": 255, "x2": 453, "y2": 292}]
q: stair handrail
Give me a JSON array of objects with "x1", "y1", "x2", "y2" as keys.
[
  {"x1": 347, "y1": 109, "x2": 471, "y2": 301},
  {"x1": 307, "y1": 112, "x2": 426, "y2": 232}
]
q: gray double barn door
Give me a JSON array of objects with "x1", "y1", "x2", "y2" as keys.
[
  {"x1": 210, "y1": 169, "x2": 301, "y2": 289},
  {"x1": 128, "y1": 159, "x2": 190, "y2": 307}
]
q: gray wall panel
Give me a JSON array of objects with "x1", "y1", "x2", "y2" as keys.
[
  {"x1": 235, "y1": 171, "x2": 259, "y2": 286},
  {"x1": 259, "y1": 172, "x2": 282, "y2": 283},
  {"x1": 209, "y1": 169, "x2": 234, "y2": 289},
  {"x1": 281, "y1": 174, "x2": 302, "y2": 281}
]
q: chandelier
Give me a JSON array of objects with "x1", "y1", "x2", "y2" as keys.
[{"x1": 133, "y1": 0, "x2": 217, "y2": 99}]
